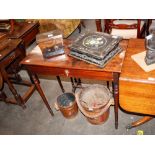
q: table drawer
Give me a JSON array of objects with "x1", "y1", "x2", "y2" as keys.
[
  {"x1": 27, "y1": 66, "x2": 113, "y2": 81},
  {"x1": 0, "y1": 51, "x2": 17, "y2": 67}
]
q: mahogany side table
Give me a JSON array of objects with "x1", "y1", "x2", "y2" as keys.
[{"x1": 20, "y1": 40, "x2": 128, "y2": 129}]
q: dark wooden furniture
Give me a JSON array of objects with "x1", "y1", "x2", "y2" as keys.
[
  {"x1": 0, "y1": 72, "x2": 3, "y2": 90},
  {"x1": 105, "y1": 19, "x2": 145, "y2": 38},
  {"x1": 0, "y1": 32, "x2": 7, "y2": 40},
  {"x1": 0, "y1": 38, "x2": 54, "y2": 116},
  {"x1": 7, "y1": 21, "x2": 39, "y2": 48},
  {"x1": 20, "y1": 39, "x2": 128, "y2": 129},
  {"x1": 145, "y1": 19, "x2": 152, "y2": 35},
  {"x1": 96, "y1": 19, "x2": 102, "y2": 32},
  {"x1": 0, "y1": 19, "x2": 14, "y2": 34},
  {"x1": 96, "y1": 19, "x2": 147, "y2": 39},
  {"x1": 119, "y1": 39, "x2": 155, "y2": 129},
  {"x1": 77, "y1": 20, "x2": 86, "y2": 33}
]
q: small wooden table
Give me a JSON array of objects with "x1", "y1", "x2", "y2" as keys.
[
  {"x1": 119, "y1": 39, "x2": 155, "y2": 128},
  {"x1": 20, "y1": 40, "x2": 128, "y2": 129}
]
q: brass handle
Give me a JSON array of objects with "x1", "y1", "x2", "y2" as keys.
[{"x1": 65, "y1": 69, "x2": 69, "y2": 77}]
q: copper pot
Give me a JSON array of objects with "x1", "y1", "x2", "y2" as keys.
[
  {"x1": 86, "y1": 108, "x2": 110, "y2": 125},
  {"x1": 75, "y1": 85, "x2": 111, "y2": 125},
  {"x1": 57, "y1": 93, "x2": 78, "y2": 119}
]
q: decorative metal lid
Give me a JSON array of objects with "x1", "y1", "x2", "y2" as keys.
[{"x1": 69, "y1": 31, "x2": 122, "y2": 59}]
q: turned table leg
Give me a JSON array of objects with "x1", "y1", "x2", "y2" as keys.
[
  {"x1": 126, "y1": 116, "x2": 153, "y2": 129},
  {"x1": 113, "y1": 72, "x2": 120, "y2": 129},
  {"x1": 31, "y1": 73, "x2": 54, "y2": 116},
  {"x1": 2, "y1": 69, "x2": 26, "y2": 109}
]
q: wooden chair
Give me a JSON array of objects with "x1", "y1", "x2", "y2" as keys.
[
  {"x1": 104, "y1": 19, "x2": 146, "y2": 39},
  {"x1": 95, "y1": 19, "x2": 148, "y2": 90}
]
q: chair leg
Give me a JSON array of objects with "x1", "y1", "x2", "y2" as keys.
[
  {"x1": 70, "y1": 77, "x2": 82, "y2": 93},
  {"x1": 95, "y1": 19, "x2": 102, "y2": 32},
  {"x1": 74, "y1": 78, "x2": 77, "y2": 83},
  {"x1": 77, "y1": 78, "x2": 82, "y2": 86},
  {"x1": 77, "y1": 24, "x2": 82, "y2": 33},
  {"x1": 126, "y1": 116, "x2": 153, "y2": 129},
  {"x1": 146, "y1": 19, "x2": 152, "y2": 36},
  {"x1": 77, "y1": 20, "x2": 86, "y2": 33},
  {"x1": 80, "y1": 20, "x2": 86, "y2": 28}
]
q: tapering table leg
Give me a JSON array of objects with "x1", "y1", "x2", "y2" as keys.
[
  {"x1": 78, "y1": 78, "x2": 82, "y2": 86},
  {"x1": 106, "y1": 81, "x2": 110, "y2": 90},
  {"x1": 113, "y1": 72, "x2": 120, "y2": 129},
  {"x1": 31, "y1": 73, "x2": 54, "y2": 116},
  {"x1": 56, "y1": 76, "x2": 65, "y2": 93},
  {"x1": 70, "y1": 77, "x2": 75, "y2": 93}
]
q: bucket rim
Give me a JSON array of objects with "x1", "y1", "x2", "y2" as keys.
[
  {"x1": 57, "y1": 92, "x2": 76, "y2": 108},
  {"x1": 79, "y1": 84, "x2": 111, "y2": 111}
]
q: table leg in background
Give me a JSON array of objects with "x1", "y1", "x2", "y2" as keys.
[
  {"x1": 113, "y1": 72, "x2": 120, "y2": 129},
  {"x1": 56, "y1": 76, "x2": 65, "y2": 93}
]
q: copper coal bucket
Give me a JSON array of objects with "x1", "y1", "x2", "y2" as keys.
[
  {"x1": 56, "y1": 93, "x2": 78, "y2": 119},
  {"x1": 75, "y1": 85, "x2": 111, "y2": 125}
]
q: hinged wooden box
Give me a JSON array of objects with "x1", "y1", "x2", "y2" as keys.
[{"x1": 36, "y1": 30, "x2": 64, "y2": 59}]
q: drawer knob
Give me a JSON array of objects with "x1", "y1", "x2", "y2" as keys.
[{"x1": 65, "y1": 69, "x2": 69, "y2": 77}]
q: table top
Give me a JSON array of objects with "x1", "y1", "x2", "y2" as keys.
[
  {"x1": 21, "y1": 39, "x2": 128, "y2": 73},
  {"x1": 120, "y1": 39, "x2": 155, "y2": 84},
  {"x1": 0, "y1": 32, "x2": 7, "y2": 40},
  {"x1": 8, "y1": 22, "x2": 39, "y2": 39}
]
